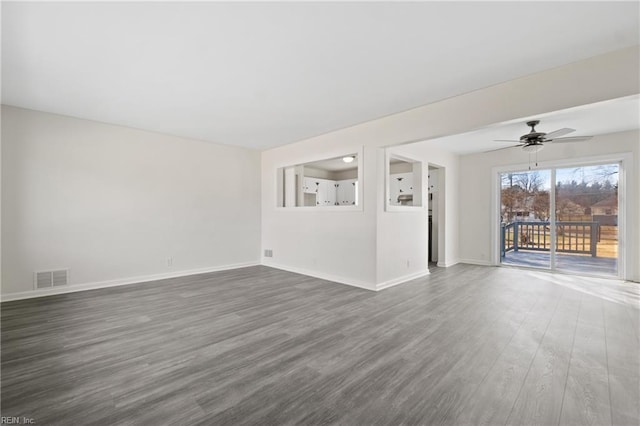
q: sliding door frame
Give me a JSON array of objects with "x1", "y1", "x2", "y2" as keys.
[
  {"x1": 550, "y1": 168, "x2": 557, "y2": 270},
  {"x1": 491, "y1": 152, "x2": 633, "y2": 280}
]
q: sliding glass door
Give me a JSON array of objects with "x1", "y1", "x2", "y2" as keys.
[
  {"x1": 499, "y1": 162, "x2": 620, "y2": 277},
  {"x1": 500, "y1": 170, "x2": 552, "y2": 269},
  {"x1": 555, "y1": 164, "x2": 619, "y2": 276}
]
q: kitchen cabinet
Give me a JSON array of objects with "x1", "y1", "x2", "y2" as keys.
[
  {"x1": 307, "y1": 178, "x2": 336, "y2": 206},
  {"x1": 301, "y1": 177, "x2": 357, "y2": 206},
  {"x1": 303, "y1": 177, "x2": 318, "y2": 194},
  {"x1": 319, "y1": 179, "x2": 337, "y2": 206},
  {"x1": 336, "y1": 179, "x2": 357, "y2": 205},
  {"x1": 389, "y1": 172, "x2": 413, "y2": 205}
]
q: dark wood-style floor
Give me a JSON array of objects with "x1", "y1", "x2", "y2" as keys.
[{"x1": 1, "y1": 264, "x2": 639, "y2": 425}]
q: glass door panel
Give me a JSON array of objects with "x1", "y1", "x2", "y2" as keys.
[
  {"x1": 500, "y1": 170, "x2": 552, "y2": 269},
  {"x1": 555, "y1": 164, "x2": 619, "y2": 276}
]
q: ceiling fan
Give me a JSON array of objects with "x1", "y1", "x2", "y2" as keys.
[{"x1": 491, "y1": 120, "x2": 593, "y2": 153}]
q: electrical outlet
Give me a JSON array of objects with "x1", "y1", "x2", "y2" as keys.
[
  {"x1": 167, "y1": 257, "x2": 173, "y2": 267},
  {"x1": 407, "y1": 260, "x2": 411, "y2": 268}
]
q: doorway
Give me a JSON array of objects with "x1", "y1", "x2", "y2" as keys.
[
  {"x1": 428, "y1": 165, "x2": 443, "y2": 266},
  {"x1": 498, "y1": 162, "x2": 621, "y2": 277}
]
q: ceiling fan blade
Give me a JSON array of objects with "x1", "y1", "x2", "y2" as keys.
[
  {"x1": 483, "y1": 144, "x2": 521, "y2": 153},
  {"x1": 493, "y1": 139, "x2": 522, "y2": 143},
  {"x1": 547, "y1": 136, "x2": 593, "y2": 143},
  {"x1": 544, "y1": 128, "x2": 575, "y2": 139}
]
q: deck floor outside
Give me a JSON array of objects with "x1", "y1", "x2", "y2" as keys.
[{"x1": 502, "y1": 250, "x2": 618, "y2": 276}]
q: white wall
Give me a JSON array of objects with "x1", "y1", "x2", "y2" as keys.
[
  {"x1": 1, "y1": 106, "x2": 261, "y2": 297},
  {"x1": 262, "y1": 144, "x2": 378, "y2": 290},
  {"x1": 261, "y1": 47, "x2": 638, "y2": 290},
  {"x1": 381, "y1": 143, "x2": 460, "y2": 284},
  {"x1": 458, "y1": 130, "x2": 640, "y2": 281}
]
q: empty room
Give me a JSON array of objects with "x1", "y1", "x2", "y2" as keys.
[{"x1": 1, "y1": 2, "x2": 639, "y2": 425}]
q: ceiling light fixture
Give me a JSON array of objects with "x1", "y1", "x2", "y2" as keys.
[
  {"x1": 342, "y1": 156, "x2": 355, "y2": 163},
  {"x1": 522, "y1": 143, "x2": 544, "y2": 153}
]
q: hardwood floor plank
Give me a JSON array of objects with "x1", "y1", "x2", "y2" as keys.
[
  {"x1": 608, "y1": 373, "x2": 640, "y2": 426},
  {"x1": 604, "y1": 296, "x2": 640, "y2": 426},
  {"x1": 559, "y1": 294, "x2": 613, "y2": 426},
  {"x1": 506, "y1": 288, "x2": 580, "y2": 425}
]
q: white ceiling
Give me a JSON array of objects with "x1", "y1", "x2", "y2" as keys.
[
  {"x1": 422, "y1": 95, "x2": 640, "y2": 155},
  {"x1": 2, "y1": 2, "x2": 639, "y2": 150}
]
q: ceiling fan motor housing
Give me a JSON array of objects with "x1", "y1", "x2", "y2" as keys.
[
  {"x1": 521, "y1": 132, "x2": 545, "y2": 141},
  {"x1": 521, "y1": 120, "x2": 546, "y2": 141}
]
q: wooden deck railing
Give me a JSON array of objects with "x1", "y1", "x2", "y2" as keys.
[{"x1": 501, "y1": 221, "x2": 599, "y2": 258}]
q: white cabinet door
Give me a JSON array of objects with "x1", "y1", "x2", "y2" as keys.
[
  {"x1": 314, "y1": 179, "x2": 331, "y2": 206},
  {"x1": 336, "y1": 180, "x2": 345, "y2": 205},
  {"x1": 312, "y1": 178, "x2": 324, "y2": 206},
  {"x1": 337, "y1": 179, "x2": 357, "y2": 205},
  {"x1": 305, "y1": 178, "x2": 339, "y2": 206},
  {"x1": 398, "y1": 173, "x2": 413, "y2": 195},
  {"x1": 320, "y1": 180, "x2": 337, "y2": 206},
  {"x1": 327, "y1": 181, "x2": 338, "y2": 206},
  {"x1": 316, "y1": 180, "x2": 325, "y2": 205},
  {"x1": 303, "y1": 177, "x2": 317, "y2": 194},
  {"x1": 348, "y1": 180, "x2": 357, "y2": 205},
  {"x1": 389, "y1": 174, "x2": 400, "y2": 204}
]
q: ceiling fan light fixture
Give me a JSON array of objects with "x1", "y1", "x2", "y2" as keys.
[
  {"x1": 522, "y1": 143, "x2": 544, "y2": 153},
  {"x1": 492, "y1": 120, "x2": 592, "y2": 155}
]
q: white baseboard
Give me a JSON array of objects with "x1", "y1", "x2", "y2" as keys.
[
  {"x1": 458, "y1": 258, "x2": 494, "y2": 266},
  {"x1": 436, "y1": 259, "x2": 460, "y2": 268},
  {"x1": 261, "y1": 261, "x2": 376, "y2": 291},
  {"x1": 0, "y1": 261, "x2": 260, "y2": 302},
  {"x1": 376, "y1": 270, "x2": 430, "y2": 291}
]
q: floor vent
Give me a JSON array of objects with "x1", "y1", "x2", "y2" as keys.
[{"x1": 34, "y1": 269, "x2": 69, "y2": 289}]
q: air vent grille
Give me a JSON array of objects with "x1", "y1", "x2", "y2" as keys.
[
  {"x1": 36, "y1": 272, "x2": 53, "y2": 289},
  {"x1": 52, "y1": 270, "x2": 68, "y2": 286},
  {"x1": 34, "y1": 269, "x2": 68, "y2": 289}
]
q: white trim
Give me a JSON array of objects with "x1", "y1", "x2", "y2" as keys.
[
  {"x1": 458, "y1": 258, "x2": 493, "y2": 266},
  {"x1": 617, "y1": 156, "x2": 630, "y2": 280},
  {"x1": 490, "y1": 170, "x2": 500, "y2": 265},
  {"x1": 437, "y1": 259, "x2": 460, "y2": 267},
  {"x1": 550, "y1": 167, "x2": 557, "y2": 269},
  {"x1": 0, "y1": 261, "x2": 260, "y2": 302},
  {"x1": 491, "y1": 153, "x2": 632, "y2": 175},
  {"x1": 376, "y1": 270, "x2": 430, "y2": 291},
  {"x1": 261, "y1": 261, "x2": 376, "y2": 291}
]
